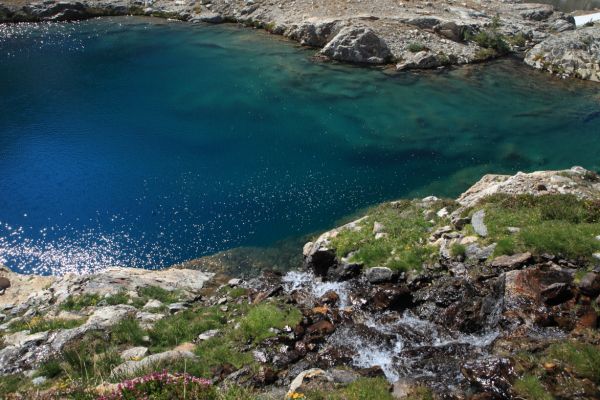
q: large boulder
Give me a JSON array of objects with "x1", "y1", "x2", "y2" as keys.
[
  {"x1": 320, "y1": 27, "x2": 392, "y2": 64},
  {"x1": 286, "y1": 19, "x2": 339, "y2": 47},
  {"x1": 525, "y1": 26, "x2": 600, "y2": 82}
]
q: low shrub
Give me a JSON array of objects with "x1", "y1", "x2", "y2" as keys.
[{"x1": 99, "y1": 371, "x2": 216, "y2": 400}]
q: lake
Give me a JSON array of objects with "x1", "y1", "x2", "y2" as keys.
[{"x1": 1, "y1": 17, "x2": 599, "y2": 275}]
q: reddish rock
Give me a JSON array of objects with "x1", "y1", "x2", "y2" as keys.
[{"x1": 319, "y1": 290, "x2": 339, "y2": 306}]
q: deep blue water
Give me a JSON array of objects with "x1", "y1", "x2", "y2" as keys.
[{"x1": 1, "y1": 17, "x2": 599, "y2": 275}]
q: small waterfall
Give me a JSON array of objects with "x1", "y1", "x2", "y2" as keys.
[{"x1": 282, "y1": 271, "x2": 500, "y2": 385}]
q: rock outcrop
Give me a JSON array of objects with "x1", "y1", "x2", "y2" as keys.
[
  {"x1": 320, "y1": 27, "x2": 392, "y2": 64},
  {"x1": 0, "y1": 0, "x2": 594, "y2": 80},
  {"x1": 525, "y1": 25, "x2": 600, "y2": 82}
]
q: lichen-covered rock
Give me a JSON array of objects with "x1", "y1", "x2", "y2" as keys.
[
  {"x1": 286, "y1": 19, "x2": 339, "y2": 47},
  {"x1": 525, "y1": 26, "x2": 600, "y2": 82},
  {"x1": 456, "y1": 166, "x2": 600, "y2": 209},
  {"x1": 320, "y1": 27, "x2": 392, "y2": 64}
]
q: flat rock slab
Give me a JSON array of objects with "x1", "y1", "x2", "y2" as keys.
[
  {"x1": 111, "y1": 350, "x2": 196, "y2": 377},
  {"x1": 491, "y1": 252, "x2": 532, "y2": 269}
]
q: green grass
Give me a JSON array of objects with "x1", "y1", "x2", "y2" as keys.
[
  {"x1": 148, "y1": 306, "x2": 227, "y2": 352},
  {"x1": 304, "y1": 377, "x2": 394, "y2": 400},
  {"x1": 330, "y1": 201, "x2": 450, "y2": 271},
  {"x1": 137, "y1": 285, "x2": 181, "y2": 304},
  {"x1": 236, "y1": 303, "x2": 302, "y2": 344},
  {"x1": 513, "y1": 375, "x2": 553, "y2": 400},
  {"x1": 9, "y1": 316, "x2": 85, "y2": 333},
  {"x1": 193, "y1": 336, "x2": 254, "y2": 377},
  {"x1": 60, "y1": 293, "x2": 102, "y2": 311},
  {"x1": 546, "y1": 342, "x2": 600, "y2": 383},
  {"x1": 0, "y1": 374, "x2": 26, "y2": 397},
  {"x1": 468, "y1": 16, "x2": 510, "y2": 55},
  {"x1": 110, "y1": 317, "x2": 146, "y2": 346},
  {"x1": 472, "y1": 194, "x2": 600, "y2": 261},
  {"x1": 36, "y1": 359, "x2": 63, "y2": 379},
  {"x1": 450, "y1": 243, "x2": 466, "y2": 258},
  {"x1": 45, "y1": 331, "x2": 123, "y2": 384}
]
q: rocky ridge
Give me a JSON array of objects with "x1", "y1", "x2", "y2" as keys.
[
  {"x1": 0, "y1": 0, "x2": 599, "y2": 81},
  {"x1": 0, "y1": 167, "x2": 599, "y2": 399}
]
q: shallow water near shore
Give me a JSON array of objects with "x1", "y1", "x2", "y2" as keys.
[{"x1": 0, "y1": 17, "x2": 599, "y2": 275}]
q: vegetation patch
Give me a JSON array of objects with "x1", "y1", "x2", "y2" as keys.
[
  {"x1": 513, "y1": 375, "x2": 553, "y2": 400},
  {"x1": 304, "y1": 377, "x2": 394, "y2": 400},
  {"x1": 236, "y1": 303, "x2": 302, "y2": 344},
  {"x1": 471, "y1": 194, "x2": 600, "y2": 261},
  {"x1": 9, "y1": 316, "x2": 85, "y2": 333},
  {"x1": 331, "y1": 200, "x2": 455, "y2": 271},
  {"x1": 148, "y1": 305, "x2": 227, "y2": 352}
]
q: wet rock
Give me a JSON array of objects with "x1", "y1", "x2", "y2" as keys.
[
  {"x1": 504, "y1": 268, "x2": 573, "y2": 309},
  {"x1": 305, "y1": 320, "x2": 335, "y2": 342},
  {"x1": 254, "y1": 365, "x2": 277, "y2": 385},
  {"x1": 471, "y1": 210, "x2": 488, "y2": 237},
  {"x1": 365, "y1": 267, "x2": 393, "y2": 284},
  {"x1": 366, "y1": 284, "x2": 412, "y2": 312},
  {"x1": 491, "y1": 252, "x2": 532, "y2": 269},
  {"x1": 579, "y1": 272, "x2": 600, "y2": 297},
  {"x1": 541, "y1": 282, "x2": 573, "y2": 306},
  {"x1": 196, "y1": 12, "x2": 223, "y2": 23},
  {"x1": 396, "y1": 50, "x2": 443, "y2": 71},
  {"x1": 461, "y1": 357, "x2": 514, "y2": 398},
  {"x1": 321, "y1": 27, "x2": 392, "y2": 64},
  {"x1": 319, "y1": 290, "x2": 339, "y2": 306}
]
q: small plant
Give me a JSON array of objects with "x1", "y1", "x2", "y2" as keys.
[
  {"x1": 407, "y1": 42, "x2": 427, "y2": 53},
  {"x1": 508, "y1": 32, "x2": 527, "y2": 47},
  {"x1": 98, "y1": 370, "x2": 215, "y2": 400},
  {"x1": 546, "y1": 342, "x2": 600, "y2": 383},
  {"x1": 450, "y1": 243, "x2": 466, "y2": 258},
  {"x1": 513, "y1": 375, "x2": 553, "y2": 400},
  {"x1": 468, "y1": 15, "x2": 509, "y2": 56},
  {"x1": 110, "y1": 317, "x2": 146, "y2": 346}
]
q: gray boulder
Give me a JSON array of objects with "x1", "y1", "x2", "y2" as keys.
[
  {"x1": 365, "y1": 267, "x2": 393, "y2": 284},
  {"x1": 525, "y1": 26, "x2": 600, "y2": 82},
  {"x1": 321, "y1": 27, "x2": 392, "y2": 64}
]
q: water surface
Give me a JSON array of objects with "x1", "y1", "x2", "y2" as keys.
[{"x1": 1, "y1": 17, "x2": 599, "y2": 275}]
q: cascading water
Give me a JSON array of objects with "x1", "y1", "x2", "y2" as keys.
[{"x1": 282, "y1": 271, "x2": 500, "y2": 387}]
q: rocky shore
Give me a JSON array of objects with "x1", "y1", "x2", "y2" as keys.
[
  {"x1": 0, "y1": 0, "x2": 599, "y2": 81},
  {"x1": 1, "y1": 166, "x2": 599, "y2": 399}
]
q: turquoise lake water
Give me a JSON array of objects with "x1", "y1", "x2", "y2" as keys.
[{"x1": 0, "y1": 17, "x2": 599, "y2": 275}]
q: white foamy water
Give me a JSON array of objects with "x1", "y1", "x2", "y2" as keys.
[{"x1": 283, "y1": 271, "x2": 499, "y2": 382}]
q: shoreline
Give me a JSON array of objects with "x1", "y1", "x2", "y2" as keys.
[{"x1": 0, "y1": 0, "x2": 599, "y2": 81}]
